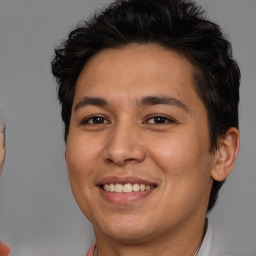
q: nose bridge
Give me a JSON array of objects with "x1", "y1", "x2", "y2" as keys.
[{"x1": 103, "y1": 117, "x2": 146, "y2": 165}]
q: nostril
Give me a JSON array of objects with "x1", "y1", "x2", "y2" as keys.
[
  {"x1": 105, "y1": 156, "x2": 142, "y2": 166},
  {"x1": 124, "y1": 158, "x2": 138, "y2": 163},
  {"x1": 105, "y1": 158, "x2": 115, "y2": 164}
]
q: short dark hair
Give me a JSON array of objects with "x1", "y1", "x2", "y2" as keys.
[{"x1": 51, "y1": 0, "x2": 240, "y2": 212}]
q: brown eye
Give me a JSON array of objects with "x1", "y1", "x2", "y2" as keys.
[
  {"x1": 153, "y1": 117, "x2": 168, "y2": 124},
  {"x1": 82, "y1": 116, "x2": 110, "y2": 125},
  {"x1": 146, "y1": 116, "x2": 175, "y2": 124}
]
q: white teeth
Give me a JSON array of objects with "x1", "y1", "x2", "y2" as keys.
[
  {"x1": 109, "y1": 183, "x2": 115, "y2": 192},
  {"x1": 132, "y1": 184, "x2": 140, "y2": 192},
  {"x1": 115, "y1": 184, "x2": 123, "y2": 193},
  {"x1": 145, "y1": 185, "x2": 151, "y2": 191},
  {"x1": 139, "y1": 184, "x2": 146, "y2": 191},
  {"x1": 103, "y1": 184, "x2": 109, "y2": 191},
  {"x1": 102, "y1": 183, "x2": 154, "y2": 193},
  {"x1": 123, "y1": 183, "x2": 133, "y2": 193}
]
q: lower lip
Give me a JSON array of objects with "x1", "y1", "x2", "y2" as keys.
[{"x1": 98, "y1": 187, "x2": 155, "y2": 204}]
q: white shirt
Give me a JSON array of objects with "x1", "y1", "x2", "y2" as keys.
[{"x1": 198, "y1": 223, "x2": 232, "y2": 256}]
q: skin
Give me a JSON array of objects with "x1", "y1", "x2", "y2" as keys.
[
  {"x1": 0, "y1": 241, "x2": 11, "y2": 256},
  {"x1": 0, "y1": 123, "x2": 11, "y2": 255},
  {"x1": 65, "y1": 44, "x2": 240, "y2": 256},
  {"x1": 0, "y1": 122, "x2": 5, "y2": 174}
]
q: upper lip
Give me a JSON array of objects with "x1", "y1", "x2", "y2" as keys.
[{"x1": 96, "y1": 176, "x2": 157, "y2": 186}]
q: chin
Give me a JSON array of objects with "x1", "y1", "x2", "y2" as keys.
[{"x1": 93, "y1": 215, "x2": 157, "y2": 243}]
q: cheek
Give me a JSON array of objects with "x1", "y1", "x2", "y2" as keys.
[
  {"x1": 147, "y1": 131, "x2": 200, "y2": 170},
  {"x1": 146, "y1": 127, "x2": 212, "y2": 185},
  {"x1": 65, "y1": 133, "x2": 102, "y2": 194},
  {"x1": 66, "y1": 131, "x2": 100, "y2": 169},
  {"x1": 147, "y1": 131, "x2": 213, "y2": 216},
  {"x1": 65, "y1": 133, "x2": 100, "y2": 217}
]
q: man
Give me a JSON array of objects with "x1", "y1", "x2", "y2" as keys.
[
  {"x1": 51, "y1": 0, "x2": 240, "y2": 255},
  {"x1": 0, "y1": 122, "x2": 11, "y2": 256}
]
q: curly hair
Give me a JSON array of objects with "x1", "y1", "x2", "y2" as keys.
[{"x1": 51, "y1": 0, "x2": 240, "y2": 212}]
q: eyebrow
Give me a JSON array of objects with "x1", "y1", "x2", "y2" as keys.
[
  {"x1": 138, "y1": 96, "x2": 188, "y2": 111},
  {"x1": 74, "y1": 97, "x2": 108, "y2": 112},
  {"x1": 74, "y1": 95, "x2": 188, "y2": 112}
]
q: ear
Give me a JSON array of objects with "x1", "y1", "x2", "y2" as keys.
[{"x1": 210, "y1": 127, "x2": 240, "y2": 182}]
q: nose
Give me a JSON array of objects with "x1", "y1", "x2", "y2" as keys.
[{"x1": 103, "y1": 122, "x2": 146, "y2": 166}]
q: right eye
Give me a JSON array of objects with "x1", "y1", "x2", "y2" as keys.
[{"x1": 81, "y1": 116, "x2": 110, "y2": 125}]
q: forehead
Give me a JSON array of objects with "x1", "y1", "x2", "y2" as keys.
[{"x1": 74, "y1": 44, "x2": 202, "y2": 109}]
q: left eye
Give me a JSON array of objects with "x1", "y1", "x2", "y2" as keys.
[
  {"x1": 82, "y1": 116, "x2": 110, "y2": 125},
  {"x1": 145, "y1": 116, "x2": 175, "y2": 124}
]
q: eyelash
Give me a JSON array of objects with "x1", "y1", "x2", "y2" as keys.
[
  {"x1": 81, "y1": 116, "x2": 110, "y2": 125},
  {"x1": 81, "y1": 115, "x2": 176, "y2": 125},
  {"x1": 144, "y1": 115, "x2": 176, "y2": 125}
]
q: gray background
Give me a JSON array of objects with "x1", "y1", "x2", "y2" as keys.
[{"x1": 0, "y1": 0, "x2": 255, "y2": 255}]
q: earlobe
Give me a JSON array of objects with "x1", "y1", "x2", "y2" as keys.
[{"x1": 210, "y1": 127, "x2": 240, "y2": 182}]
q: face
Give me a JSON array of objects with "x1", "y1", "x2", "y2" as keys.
[{"x1": 66, "y1": 44, "x2": 215, "y2": 243}]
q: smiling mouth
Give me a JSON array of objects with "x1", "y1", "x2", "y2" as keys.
[{"x1": 100, "y1": 183, "x2": 156, "y2": 193}]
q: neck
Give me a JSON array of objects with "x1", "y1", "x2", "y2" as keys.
[{"x1": 94, "y1": 218, "x2": 206, "y2": 256}]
